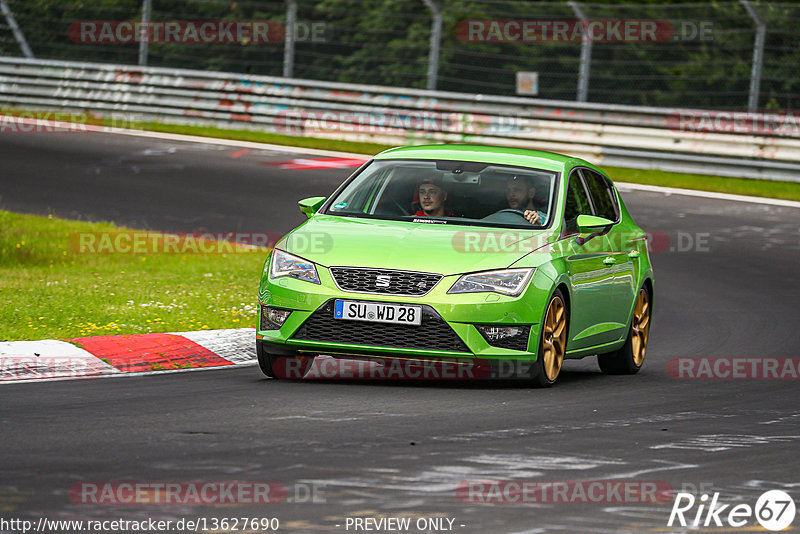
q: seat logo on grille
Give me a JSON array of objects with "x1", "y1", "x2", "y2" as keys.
[{"x1": 375, "y1": 274, "x2": 391, "y2": 288}]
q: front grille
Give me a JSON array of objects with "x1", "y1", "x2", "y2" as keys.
[
  {"x1": 329, "y1": 267, "x2": 442, "y2": 297},
  {"x1": 292, "y1": 300, "x2": 469, "y2": 353}
]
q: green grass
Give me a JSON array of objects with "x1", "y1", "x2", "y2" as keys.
[
  {"x1": 0, "y1": 210, "x2": 266, "y2": 341},
  {"x1": 606, "y1": 166, "x2": 800, "y2": 201}
]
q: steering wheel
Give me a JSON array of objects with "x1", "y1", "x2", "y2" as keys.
[
  {"x1": 485, "y1": 208, "x2": 543, "y2": 226},
  {"x1": 494, "y1": 208, "x2": 526, "y2": 217},
  {"x1": 391, "y1": 199, "x2": 411, "y2": 216}
]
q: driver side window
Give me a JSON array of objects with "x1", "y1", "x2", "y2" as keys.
[
  {"x1": 581, "y1": 169, "x2": 619, "y2": 222},
  {"x1": 563, "y1": 171, "x2": 592, "y2": 235}
]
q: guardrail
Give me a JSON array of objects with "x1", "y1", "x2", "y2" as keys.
[{"x1": 1, "y1": 57, "x2": 799, "y2": 182}]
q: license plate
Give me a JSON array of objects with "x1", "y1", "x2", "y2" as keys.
[{"x1": 334, "y1": 300, "x2": 422, "y2": 326}]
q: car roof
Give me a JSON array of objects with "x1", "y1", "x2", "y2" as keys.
[{"x1": 372, "y1": 144, "x2": 580, "y2": 173}]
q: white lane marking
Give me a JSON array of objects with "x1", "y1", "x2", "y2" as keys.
[
  {"x1": 467, "y1": 454, "x2": 625, "y2": 471},
  {"x1": 0, "y1": 115, "x2": 366, "y2": 158},
  {"x1": 744, "y1": 480, "x2": 800, "y2": 489},
  {"x1": 433, "y1": 412, "x2": 732, "y2": 442},
  {"x1": 110, "y1": 127, "x2": 800, "y2": 208},
  {"x1": 1, "y1": 357, "x2": 255, "y2": 384},
  {"x1": 5, "y1": 114, "x2": 791, "y2": 208},
  {"x1": 650, "y1": 434, "x2": 800, "y2": 452},
  {"x1": 603, "y1": 459, "x2": 698, "y2": 480},
  {"x1": 760, "y1": 413, "x2": 800, "y2": 425},
  {"x1": 101, "y1": 126, "x2": 369, "y2": 158},
  {"x1": 616, "y1": 182, "x2": 800, "y2": 209},
  {"x1": 271, "y1": 415, "x2": 364, "y2": 422}
]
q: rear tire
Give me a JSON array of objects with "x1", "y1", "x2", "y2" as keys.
[
  {"x1": 598, "y1": 285, "x2": 651, "y2": 375},
  {"x1": 531, "y1": 288, "x2": 568, "y2": 388}
]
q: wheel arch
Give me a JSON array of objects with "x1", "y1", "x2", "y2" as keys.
[
  {"x1": 548, "y1": 278, "x2": 572, "y2": 339},
  {"x1": 642, "y1": 276, "x2": 654, "y2": 310},
  {"x1": 544, "y1": 271, "x2": 573, "y2": 318},
  {"x1": 555, "y1": 281, "x2": 571, "y2": 316},
  {"x1": 625, "y1": 274, "x2": 654, "y2": 327}
]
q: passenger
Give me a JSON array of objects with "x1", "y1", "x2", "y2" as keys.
[
  {"x1": 506, "y1": 175, "x2": 547, "y2": 225},
  {"x1": 415, "y1": 178, "x2": 454, "y2": 217}
]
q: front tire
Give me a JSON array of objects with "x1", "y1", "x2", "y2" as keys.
[
  {"x1": 531, "y1": 288, "x2": 568, "y2": 388},
  {"x1": 598, "y1": 285, "x2": 651, "y2": 375},
  {"x1": 257, "y1": 342, "x2": 314, "y2": 379},
  {"x1": 257, "y1": 345, "x2": 276, "y2": 378}
]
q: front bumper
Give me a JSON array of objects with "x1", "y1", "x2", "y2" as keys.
[{"x1": 257, "y1": 263, "x2": 554, "y2": 362}]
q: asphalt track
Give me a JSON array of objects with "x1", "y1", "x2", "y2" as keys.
[{"x1": 1, "y1": 131, "x2": 799, "y2": 533}]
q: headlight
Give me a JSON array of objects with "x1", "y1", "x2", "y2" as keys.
[
  {"x1": 448, "y1": 268, "x2": 534, "y2": 297},
  {"x1": 269, "y1": 249, "x2": 320, "y2": 284}
]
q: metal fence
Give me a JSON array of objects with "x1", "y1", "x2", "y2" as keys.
[
  {"x1": 1, "y1": 0, "x2": 798, "y2": 111},
  {"x1": 2, "y1": 57, "x2": 799, "y2": 181}
]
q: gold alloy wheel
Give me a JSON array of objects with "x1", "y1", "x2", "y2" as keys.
[
  {"x1": 631, "y1": 288, "x2": 651, "y2": 367},
  {"x1": 542, "y1": 295, "x2": 567, "y2": 381}
]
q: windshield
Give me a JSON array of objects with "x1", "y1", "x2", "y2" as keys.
[{"x1": 323, "y1": 159, "x2": 559, "y2": 229}]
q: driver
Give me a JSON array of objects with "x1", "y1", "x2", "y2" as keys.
[
  {"x1": 506, "y1": 175, "x2": 547, "y2": 225},
  {"x1": 415, "y1": 177, "x2": 453, "y2": 217}
]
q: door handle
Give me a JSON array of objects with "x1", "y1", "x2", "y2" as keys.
[
  {"x1": 628, "y1": 250, "x2": 641, "y2": 259},
  {"x1": 603, "y1": 256, "x2": 616, "y2": 265}
]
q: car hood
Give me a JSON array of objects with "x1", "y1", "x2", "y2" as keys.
[{"x1": 276, "y1": 215, "x2": 553, "y2": 275}]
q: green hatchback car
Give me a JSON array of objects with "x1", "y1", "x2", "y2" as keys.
[{"x1": 257, "y1": 145, "x2": 653, "y2": 386}]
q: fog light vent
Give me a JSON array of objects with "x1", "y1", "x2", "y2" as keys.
[
  {"x1": 476, "y1": 324, "x2": 531, "y2": 351},
  {"x1": 261, "y1": 306, "x2": 292, "y2": 330}
]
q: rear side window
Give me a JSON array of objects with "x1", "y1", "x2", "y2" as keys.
[
  {"x1": 563, "y1": 170, "x2": 593, "y2": 234},
  {"x1": 581, "y1": 169, "x2": 619, "y2": 222}
]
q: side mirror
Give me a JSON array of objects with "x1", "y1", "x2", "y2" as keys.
[
  {"x1": 576, "y1": 214, "x2": 614, "y2": 233},
  {"x1": 298, "y1": 197, "x2": 326, "y2": 219}
]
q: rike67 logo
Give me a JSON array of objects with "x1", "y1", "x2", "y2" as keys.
[{"x1": 668, "y1": 490, "x2": 795, "y2": 531}]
